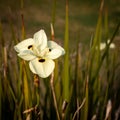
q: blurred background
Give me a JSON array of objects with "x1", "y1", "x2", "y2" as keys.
[{"x1": 0, "y1": 0, "x2": 119, "y2": 47}]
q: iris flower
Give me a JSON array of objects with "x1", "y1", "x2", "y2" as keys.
[
  {"x1": 14, "y1": 29, "x2": 65, "y2": 78},
  {"x1": 96, "y1": 39, "x2": 115, "y2": 50}
]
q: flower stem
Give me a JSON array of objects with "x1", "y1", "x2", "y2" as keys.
[
  {"x1": 72, "y1": 98, "x2": 86, "y2": 120},
  {"x1": 50, "y1": 72, "x2": 60, "y2": 120}
]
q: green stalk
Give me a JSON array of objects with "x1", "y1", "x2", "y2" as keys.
[
  {"x1": 104, "y1": 7, "x2": 109, "y2": 81},
  {"x1": 0, "y1": 23, "x2": 3, "y2": 120},
  {"x1": 51, "y1": 1, "x2": 61, "y2": 103},
  {"x1": 63, "y1": 0, "x2": 69, "y2": 102},
  {"x1": 0, "y1": 22, "x2": 5, "y2": 47},
  {"x1": 20, "y1": 0, "x2": 32, "y2": 111},
  {"x1": 81, "y1": 79, "x2": 88, "y2": 120},
  {"x1": 21, "y1": 0, "x2": 26, "y2": 40},
  {"x1": 100, "y1": 9, "x2": 109, "y2": 119},
  {"x1": 22, "y1": 62, "x2": 32, "y2": 110},
  {"x1": 93, "y1": 22, "x2": 120, "y2": 81},
  {"x1": 88, "y1": 13, "x2": 102, "y2": 83},
  {"x1": 89, "y1": 0, "x2": 104, "y2": 82},
  {"x1": 84, "y1": 80, "x2": 88, "y2": 120},
  {"x1": 75, "y1": 42, "x2": 80, "y2": 99},
  {"x1": 51, "y1": 0, "x2": 56, "y2": 26},
  {"x1": 0, "y1": 80, "x2": 1, "y2": 120}
]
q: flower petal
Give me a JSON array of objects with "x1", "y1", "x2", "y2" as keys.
[
  {"x1": 18, "y1": 50, "x2": 36, "y2": 61},
  {"x1": 14, "y1": 38, "x2": 34, "y2": 53},
  {"x1": 46, "y1": 41, "x2": 65, "y2": 59},
  {"x1": 33, "y1": 30, "x2": 47, "y2": 50},
  {"x1": 110, "y1": 43, "x2": 115, "y2": 49},
  {"x1": 29, "y1": 58, "x2": 55, "y2": 78},
  {"x1": 100, "y1": 43, "x2": 106, "y2": 50}
]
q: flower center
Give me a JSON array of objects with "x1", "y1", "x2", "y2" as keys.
[
  {"x1": 28, "y1": 44, "x2": 51, "y2": 58},
  {"x1": 29, "y1": 45, "x2": 40, "y2": 56},
  {"x1": 39, "y1": 48, "x2": 50, "y2": 57}
]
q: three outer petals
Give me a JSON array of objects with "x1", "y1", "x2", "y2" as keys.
[{"x1": 29, "y1": 58, "x2": 55, "y2": 78}]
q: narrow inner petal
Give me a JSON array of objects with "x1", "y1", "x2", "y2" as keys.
[{"x1": 34, "y1": 30, "x2": 47, "y2": 50}]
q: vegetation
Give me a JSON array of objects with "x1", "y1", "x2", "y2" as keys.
[{"x1": 0, "y1": 0, "x2": 120, "y2": 120}]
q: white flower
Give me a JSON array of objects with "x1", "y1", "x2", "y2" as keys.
[
  {"x1": 107, "y1": 39, "x2": 115, "y2": 49},
  {"x1": 96, "y1": 39, "x2": 115, "y2": 50},
  {"x1": 99, "y1": 43, "x2": 106, "y2": 50},
  {"x1": 14, "y1": 29, "x2": 65, "y2": 78}
]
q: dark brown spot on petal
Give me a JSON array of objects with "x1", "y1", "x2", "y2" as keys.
[
  {"x1": 38, "y1": 59, "x2": 45, "y2": 62},
  {"x1": 28, "y1": 45, "x2": 33, "y2": 49},
  {"x1": 49, "y1": 48, "x2": 52, "y2": 52}
]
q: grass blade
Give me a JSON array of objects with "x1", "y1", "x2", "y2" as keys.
[{"x1": 63, "y1": 0, "x2": 69, "y2": 102}]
